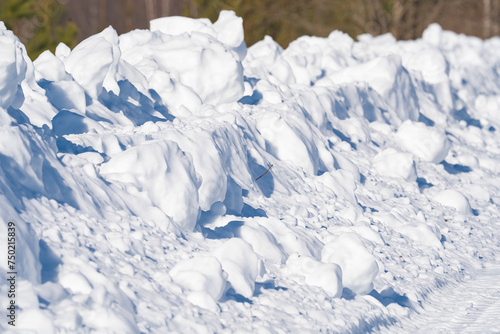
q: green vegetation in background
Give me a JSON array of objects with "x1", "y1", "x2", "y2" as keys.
[
  {"x1": 0, "y1": 0, "x2": 78, "y2": 60},
  {"x1": 183, "y1": 0, "x2": 395, "y2": 47},
  {"x1": 0, "y1": 0, "x2": 494, "y2": 59}
]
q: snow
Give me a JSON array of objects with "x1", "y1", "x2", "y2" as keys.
[
  {"x1": 212, "y1": 238, "x2": 261, "y2": 299},
  {"x1": 285, "y1": 254, "x2": 343, "y2": 298},
  {"x1": 1, "y1": 10, "x2": 500, "y2": 333},
  {"x1": 373, "y1": 148, "x2": 417, "y2": 181},
  {"x1": 322, "y1": 233, "x2": 379, "y2": 295},
  {"x1": 99, "y1": 139, "x2": 200, "y2": 231},
  {"x1": 396, "y1": 120, "x2": 451, "y2": 163},
  {"x1": 63, "y1": 26, "x2": 121, "y2": 99},
  {"x1": 433, "y1": 189, "x2": 472, "y2": 216},
  {"x1": 169, "y1": 256, "x2": 226, "y2": 311}
]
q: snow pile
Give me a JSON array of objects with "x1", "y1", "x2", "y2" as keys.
[{"x1": 1, "y1": 11, "x2": 500, "y2": 333}]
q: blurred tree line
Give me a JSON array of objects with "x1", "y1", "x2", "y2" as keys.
[
  {"x1": 186, "y1": 0, "x2": 500, "y2": 44},
  {"x1": 1, "y1": 0, "x2": 499, "y2": 60},
  {"x1": 0, "y1": 0, "x2": 78, "y2": 59}
]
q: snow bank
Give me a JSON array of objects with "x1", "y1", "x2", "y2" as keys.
[{"x1": 2, "y1": 10, "x2": 500, "y2": 332}]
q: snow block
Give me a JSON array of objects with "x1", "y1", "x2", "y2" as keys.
[
  {"x1": 322, "y1": 233, "x2": 379, "y2": 295},
  {"x1": 63, "y1": 26, "x2": 121, "y2": 99},
  {"x1": 151, "y1": 10, "x2": 246, "y2": 61},
  {"x1": 396, "y1": 120, "x2": 450, "y2": 163},
  {"x1": 234, "y1": 220, "x2": 286, "y2": 263},
  {"x1": 0, "y1": 30, "x2": 27, "y2": 109},
  {"x1": 396, "y1": 223, "x2": 443, "y2": 249},
  {"x1": 121, "y1": 13, "x2": 245, "y2": 114},
  {"x1": 34, "y1": 50, "x2": 72, "y2": 83},
  {"x1": 373, "y1": 148, "x2": 417, "y2": 182},
  {"x1": 99, "y1": 140, "x2": 200, "y2": 231},
  {"x1": 212, "y1": 238, "x2": 260, "y2": 298},
  {"x1": 170, "y1": 256, "x2": 227, "y2": 311},
  {"x1": 285, "y1": 254, "x2": 343, "y2": 298},
  {"x1": 434, "y1": 189, "x2": 472, "y2": 215},
  {"x1": 255, "y1": 111, "x2": 320, "y2": 175}
]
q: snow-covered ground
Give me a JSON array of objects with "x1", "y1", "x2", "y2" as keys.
[{"x1": 1, "y1": 11, "x2": 500, "y2": 333}]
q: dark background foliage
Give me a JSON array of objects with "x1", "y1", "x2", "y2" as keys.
[{"x1": 1, "y1": 0, "x2": 499, "y2": 59}]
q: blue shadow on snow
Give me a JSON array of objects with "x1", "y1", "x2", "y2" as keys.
[
  {"x1": 39, "y1": 239, "x2": 62, "y2": 284},
  {"x1": 247, "y1": 154, "x2": 274, "y2": 198}
]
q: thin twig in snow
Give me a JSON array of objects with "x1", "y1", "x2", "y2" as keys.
[{"x1": 255, "y1": 164, "x2": 273, "y2": 181}]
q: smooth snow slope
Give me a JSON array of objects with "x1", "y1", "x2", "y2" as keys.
[{"x1": 1, "y1": 11, "x2": 500, "y2": 333}]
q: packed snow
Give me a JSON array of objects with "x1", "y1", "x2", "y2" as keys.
[{"x1": 1, "y1": 11, "x2": 500, "y2": 333}]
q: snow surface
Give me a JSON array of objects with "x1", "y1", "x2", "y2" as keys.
[{"x1": 1, "y1": 11, "x2": 500, "y2": 333}]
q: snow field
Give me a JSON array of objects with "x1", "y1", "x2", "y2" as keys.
[{"x1": 0, "y1": 10, "x2": 500, "y2": 333}]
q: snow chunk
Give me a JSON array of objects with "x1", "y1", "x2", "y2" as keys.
[
  {"x1": 63, "y1": 26, "x2": 121, "y2": 99},
  {"x1": 262, "y1": 218, "x2": 323, "y2": 260},
  {"x1": 434, "y1": 189, "x2": 472, "y2": 215},
  {"x1": 212, "y1": 238, "x2": 260, "y2": 298},
  {"x1": 255, "y1": 111, "x2": 319, "y2": 174},
  {"x1": 212, "y1": 11, "x2": 247, "y2": 60},
  {"x1": 151, "y1": 10, "x2": 246, "y2": 61},
  {"x1": 0, "y1": 32, "x2": 26, "y2": 109},
  {"x1": 234, "y1": 220, "x2": 286, "y2": 263},
  {"x1": 170, "y1": 256, "x2": 227, "y2": 311},
  {"x1": 285, "y1": 254, "x2": 343, "y2": 298},
  {"x1": 33, "y1": 50, "x2": 71, "y2": 82},
  {"x1": 99, "y1": 140, "x2": 200, "y2": 231},
  {"x1": 59, "y1": 272, "x2": 93, "y2": 294},
  {"x1": 332, "y1": 55, "x2": 419, "y2": 123},
  {"x1": 157, "y1": 129, "x2": 227, "y2": 211},
  {"x1": 150, "y1": 16, "x2": 213, "y2": 36},
  {"x1": 120, "y1": 29, "x2": 244, "y2": 110},
  {"x1": 322, "y1": 233, "x2": 379, "y2": 295},
  {"x1": 396, "y1": 120, "x2": 450, "y2": 163},
  {"x1": 373, "y1": 148, "x2": 417, "y2": 182},
  {"x1": 55, "y1": 42, "x2": 71, "y2": 59},
  {"x1": 422, "y1": 23, "x2": 443, "y2": 46},
  {"x1": 396, "y1": 223, "x2": 443, "y2": 249}
]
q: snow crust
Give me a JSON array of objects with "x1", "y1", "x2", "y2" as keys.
[{"x1": 1, "y1": 11, "x2": 500, "y2": 333}]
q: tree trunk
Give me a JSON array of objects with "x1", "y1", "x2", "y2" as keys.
[
  {"x1": 391, "y1": 0, "x2": 404, "y2": 39},
  {"x1": 98, "y1": 0, "x2": 107, "y2": 31},
  {"x1": 493, "y1": 0, "x2": 500, "y2": 35},
  {"x1": 409, "y1": 0, "x2": 419, "y2": 39},
  {"x1": 145, "y1": 0, "x2": 155, "y2": 22},
  {"x1": 160, "y1": 0, "x2": 171, "y2": 17},
  {"x1": 484, "y1": 0, "x2": 492, "y2": 38}
]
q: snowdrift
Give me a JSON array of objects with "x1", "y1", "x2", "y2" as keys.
[{"x1": 1, "y1": 12, "x2": 500, "y2": 333}]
